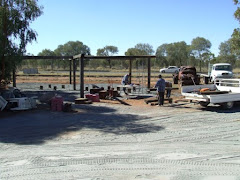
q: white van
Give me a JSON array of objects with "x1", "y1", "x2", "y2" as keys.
[{"x1": 210, "y1": 63, "x2": 233, "y2": 82}]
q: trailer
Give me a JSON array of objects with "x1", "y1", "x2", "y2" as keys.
[{"x1": 181, "y1": 78, "x2": 240, "y2": 109}]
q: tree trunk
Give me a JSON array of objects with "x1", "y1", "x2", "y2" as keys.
[
  {"x1": 1, "y1": 0, "x2": 7, "y2": 81},
  {"x1": 108, "y1": 59, "x2": 111, "y2": 69}
]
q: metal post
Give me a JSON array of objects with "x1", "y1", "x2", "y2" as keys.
[
  {"x1": 12, "y1": 64, "x2": 16, "y2": 87},
  {"x1": 129, "y1": 59, "x2": 132, "y2": 84},
  {"x1": 147, "y1": 58, "x2": 151, "y2": 89},
  {"x1": 69, "y1": 60, "x2": 72, "y2": 84},
  {"x1": 80, "y1": 54, "x2": 85, "y2": 98},
  {"x1": 73, "y1": 59, "x2": 76, "y2": 90}
]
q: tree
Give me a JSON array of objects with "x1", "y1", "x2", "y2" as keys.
[
  {"x1": 134, "y1": 43, "x2": 154, "y2": 55},
  {"x1": 125, "y1": 43, "x2": 154, "y2": 68},
  {"x1": 38, "y1": 49, "x2": 56, "y2": 70},
  {"x1": 54, "y1": 41, "x2": 90, "y2": 69},
  {"x1": 0, "y1": 0, "x2": 43, "y2": 85},
  {"x1": 167, "y1": 41, "x2": 189, "y2": 67},
  {"x1": 96, "y1": 45, "x2": 118, "y2": 68},
  {"x1": 217, "y1": 40, "x2": 236, "y2": 66},
  {"x1": 191, "y1": 37, "x2": 212, "y2": 72},
  {"x1": 156, "y1": 42, "x2": 190, "y2": 67},
  {"x1": 229, "y1": 1, "x2": 240, "y2": 60},
  {"x1": 55, "y1": 41, "x2": 90, "y2": 56},
  {"x1": 156, "y1": 44, "x2": 168, "y2": 67}
]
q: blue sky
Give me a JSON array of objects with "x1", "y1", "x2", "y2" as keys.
[{"x1": 26, "y1": 0, "x2": 239, "y2": 56}]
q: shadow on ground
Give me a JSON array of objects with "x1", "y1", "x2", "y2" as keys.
[{"x1": 0, "y1": 104, "x2": 164, "y2": 145}]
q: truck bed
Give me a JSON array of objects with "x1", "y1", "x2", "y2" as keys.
[{"x1": 181, "y1": 79, "x2": 240, "y2": 104}]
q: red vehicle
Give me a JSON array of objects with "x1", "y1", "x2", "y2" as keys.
[{"x1": 173, "y1": 66, "x2": 200, "y2": 86}]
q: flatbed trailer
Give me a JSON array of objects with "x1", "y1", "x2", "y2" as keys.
[{"x1": 181, "y1": 78, "x2": 240, "y2": 109}]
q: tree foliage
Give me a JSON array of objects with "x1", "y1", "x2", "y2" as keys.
[
  {"x1": 156, "y1": 42, "x2": 190, "y2": 68},
  {"x1": 38, "y1": 49, "x2": 56, "y2": 70},
  {"x1": 216, "y1": 40, "x2": 237, "y2": 66},
  {"x1": 191, "y1": 37, "x2": 212, "y2": 71},
  {"x1": 0, "y1": 0, "x2": 43, "y2": 84},
  {"x1": 96, "y1": 45, "x2": 118, "y2": 68},
  {"x1": 125, "y1": 43, "x2": 154, "y2": 68}
]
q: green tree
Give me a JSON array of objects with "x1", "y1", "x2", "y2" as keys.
[
  {"x1": 125, "y1": 43, "x2": 154, "y2": 68},
  {"x1": 191, "y1": 37, "x2": 212, "y2": 72},
  {"x1": 156, "y1": 44, "x2": 168, "y2": 67},
  {"x1": 0, "y1": 0, "x2": 43, "y2": 85},
  {"x1": 38, "y1": 49, "x2": 56, "y2": 70},
  {"x1": 217, "y1": 40, "x2": 236, "y2": 66},
  {"x1": 156, "y1": 42, "x2": 190, "y2": 68},
  {"x1": 134, "y1": 43, "x2": 154, "y2": 55},
  {"x1": 54, "y1": 41, "x2": 90, "y2": 69},
  {"x1": 55, "y1": 41, "x2": 90, "y2": 56},
  {"x1": 96, "y1": 45, "x2": 118, "y2": 68}
]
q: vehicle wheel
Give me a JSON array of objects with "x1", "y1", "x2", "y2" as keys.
[
  {"x1": 199, "y1": 102, "x2": 209, "y2": 107},
  {"x1": 162, "y1": 70, "x2": 165, "y2": 73},
  {"x1": 175, "y1": 70, "x2": 178, "y2": 73},
  {"x1": 221, "y1": 102, "x2": 234, "y2": 109}
]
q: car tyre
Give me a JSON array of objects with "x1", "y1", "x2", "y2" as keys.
[
  {"x1": 162, "y1": 70, "x2": 165, "y2": 73},
  {"x1": 199, "y1": 102, "x2": 209, "y2": 107},
  {"x1": 221, "y1": 102, "x2": 234, "y2": 109}
]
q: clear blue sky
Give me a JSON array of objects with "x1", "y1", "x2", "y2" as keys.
[{"x1": 26, "y1": 0, "x2": 239, "y2": 56}]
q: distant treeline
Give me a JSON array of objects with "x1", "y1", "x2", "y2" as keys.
[{"x1": 22, "y1": 37, "x2": 240, "y2": 72}]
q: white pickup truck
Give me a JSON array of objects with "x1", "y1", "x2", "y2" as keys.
[
  {"x1": 181, "y1": 78, "x2": 240, "y2": 109},
  {"x1": 201, "y1": 63, "x2": 233, "y2": 83},
  {"x1": 209, "y1": 63, "x2": 233, "y2": 82}
]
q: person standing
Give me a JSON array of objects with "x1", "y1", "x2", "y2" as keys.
[
  {"x1": 155, "y1": 74, "x2": 166, "y2": 106},
  {"x1": 165, "y1": 81, "x2": 172, "y2": 98},
  {"x1": 121, "y1": 73, "x2": 129, "y2": 95}
]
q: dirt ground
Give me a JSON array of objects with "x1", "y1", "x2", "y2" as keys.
[
  {"x1": 0, "y1": 87, "x2": 240, "y2": 180},
  {"x1": 16, "y1": 75, "x2": 161, "y2": 86}
]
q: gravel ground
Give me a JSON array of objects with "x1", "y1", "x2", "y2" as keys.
[{"x1": 1, "y1": 91, "x2": 240, "y2": 180}]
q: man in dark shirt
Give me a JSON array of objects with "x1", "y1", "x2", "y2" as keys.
[
  {"x1": 121, "y1": 74, "x2": 129, "y2": 95},
  {"x1": 154, "y1": 74, "x2": 166, "y2": 106}
]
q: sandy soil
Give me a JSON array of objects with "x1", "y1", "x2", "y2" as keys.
[{"x1": 16, "y1": 75, "x2": 161, "y2": 86}]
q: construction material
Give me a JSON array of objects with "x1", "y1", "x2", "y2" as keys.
[
  {"x1": 75, "y1": 98, "x2": 92, "y2": 104},
  {"x1": 63, "y1": 103, "x2": 72, "y2": 112},
  {"x1": 85, "y1": 94, "x2": 100, "y2": 102},
  {"x1": 51, "y1": 96, "x2": 63, "y2": 111},
  {"x1": 99, "y1": 91, "x2": 108, "y2": 99}
]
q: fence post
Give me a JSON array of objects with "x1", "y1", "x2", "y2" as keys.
[
  {"x1": 80, "y1": 54, "x2": 85, "y2": 98},
  {"x1": 147, "y1": 58, "x2": 151, "y2": 89}
]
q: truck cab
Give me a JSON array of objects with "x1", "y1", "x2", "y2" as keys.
[{"x1": 210, "y1": 63, "x2": 233, "y2": 82}]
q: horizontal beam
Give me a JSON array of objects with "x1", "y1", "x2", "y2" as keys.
[
  {"x1": 22, "y1": 56, "x2": 73, "y2": 60},
  {"x1": 73, "y1": 55, "x2": 156, "y2": 60}
]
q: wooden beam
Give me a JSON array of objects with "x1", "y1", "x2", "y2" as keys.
[
  {"x1": 22, "y1": 56, "x2": 73, "y2": 60},
  {"x1": 129, "y1": 59, "x2": 132, "y2": 84},
  {"x1": 80, "y1": 54, "x2": 85, "y2": 98},
  {"x1": 12, "y1": 65, "x2": 16, "y2": 87},
  {"x1": 73, "y1": 59, "x2": 76, "y2": 90},
  {"x1": 69, "y1": 60, "x2": 72, "y2": 84},
  {"x1": 73, "y1": 55, "x2": 156, "y2": 60},
  {"x1": 147, "y1": 58, "x2": 151, "y2": 89}
]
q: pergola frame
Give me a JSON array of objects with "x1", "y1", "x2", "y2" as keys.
[{"x1": 20, "y1": 54, "x2": 156, "y2": 98}]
